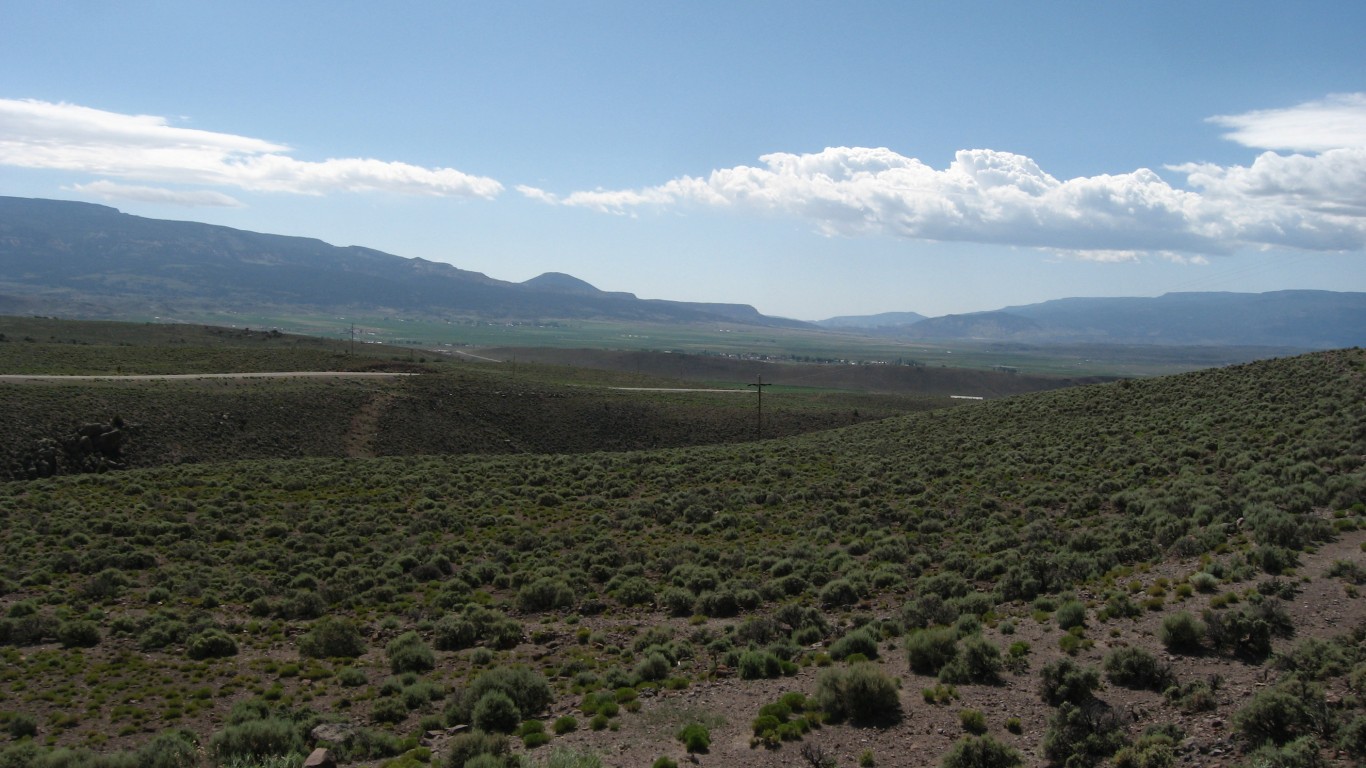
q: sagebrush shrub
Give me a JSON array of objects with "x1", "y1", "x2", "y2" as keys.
[
  {"x1": 299, "y1": 616, "x2": 366, "y2": 658},
  {"x1": 939, "y1": 734, "x2": 1023, "y2": 768},
  {"x1": 1038, "y1": 658, "x2": 1100, "y2": 706},
  {"x1": 209, "y1": 717, "x2": 303, "y2": 762},
  {"x1": 677, "y1": 723, "x2": 711, "y2": 753},
  {"x1": 472, "y1": 690, "x2": 522, "y2": 733},
  {"x1": 1158, "y1": 611, "x2": 1204, "y2": 654},
  {"x1": 1103, "y1": 647, "x2": 1173, "y2": 691},
  {"x1": 386, "y1": 631, "x2": 435, "y2": 674},
  {"x1": 814, "y1": 662, "x2": 902, "y2": 724},
  {"x1": 907, "y1": 626, "x2": 958, "y2": 676},
  {"x1": 938, "y1": 635, "x2": 1001, "y2": 685}
]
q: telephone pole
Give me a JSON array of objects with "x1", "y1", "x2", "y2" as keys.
[{"x1": 748, "y1": 375, "x2": 771, "y2": 439}]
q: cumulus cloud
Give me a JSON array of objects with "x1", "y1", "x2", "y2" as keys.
[
  {"x1": 525, "y1": 95, "x2": 1366, "y2": 258},
  {"x1": 0, "y1": 98, "x2": 503, "y2": 202}
]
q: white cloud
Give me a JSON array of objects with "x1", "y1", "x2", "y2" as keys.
[
  {"x1": 0, "y1": 98, "x2": 503, "y2": 201},
  {"x1": 531, "y1": 95, "x2": 1366, "y2": 259},
  {"x1": 71, "y1": 181, "x2": 243, "y2": 207},
  {"x1": 1208, "y1": 93, "x2": 1366, "y2": 152}
]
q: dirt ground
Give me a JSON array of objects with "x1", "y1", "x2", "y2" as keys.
[{"x1": 412, "y1": 528, "x2": 1366, "y2": 768}]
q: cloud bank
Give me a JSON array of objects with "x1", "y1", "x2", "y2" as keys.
[
  {"x1": 524, "y1": 95, "x2": 1366, "y2": 259},
  {"x1": 0, "y1": 98, "x2": 503, "y2": 203}
]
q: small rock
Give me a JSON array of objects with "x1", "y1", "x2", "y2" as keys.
[
  {"x1": 303, "y1": 748, "x2": 336, "y2": 768},
  {"x1": 309, "y1": 723, "x2": 355, "y2": 746}
]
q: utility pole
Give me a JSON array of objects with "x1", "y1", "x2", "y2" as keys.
[
  {"x1": 748, "y1": 374, "x2": 771, "y2": 440},
  {"x1": 349, "y1": 323, "x2": 356, "y2": 357}
]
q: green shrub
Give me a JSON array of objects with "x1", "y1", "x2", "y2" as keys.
[
  {"x1": 299, "y1": 616, "x2": 367, "y2": 659},
  {"x1": 677, "y1": 722, "x2": 711, "y2": 753},
  {"x1": 518, "y1": 578, "x2": 575, "y2": 612},
  {"x1": 209, "y1": 717, "x2": 303, "y2": 762},
  {"x1": 1165, "y1": 675, "x2": 1221, "y2": 713},
  {"x1": 449, "y1": 667, "x2": 552, "y2": 726},
  {"x1": 1242, "y1": 736, "x2": 1325, "y2": 768},
  {"x1": 738, "y1": 649, "x2": 785, "y2": 680},
  {"x1": 938, "y1": 635, "x2": 1001, "y2": 685},
  {"x1": 830, "y1": 626, "x2": 881, "y2": 661},
  {"x1": 1233, "y1": 678, "x2": 1329, "y2": 748},
  {"x1": 959, "y1": 708, "x2": 987, "y2": 735},
  {"x1": 1103, "y1": 647, "x2": 1173, "y2": 691},
  {"x1": 1055, "y1": 600, "x2": 1087, "y2": 630},
  {"x1": 443, "y1": 730, "x2": 509, "y2": 768},
  {"x1": 939, "y1": 735, "x2": 1023, "y2": 768},
  {"x1": 472, "y1": 690, "x2": 522, "y2": 734},
  {"x1": 652, "y1": 759, "x2": 679, "y2": 768},
  {"x1": 186, "y1": 628, "x2": 238, "y2": 659},
  {"x1": 814, "y1": 662, "x2": 902, "y2": 724},
  {"x1": 387, "y1": 631, "x2": 436, "y2": 674},
  {"x1": 7, "y1": 712, "x2": 37, "y2": 740},
  {"x1": 1038, "y1": 658, "x2": 1100, "y2": 706},
  {"x1": 371, "y1": 696, "x2": 408, "y2": 725},
  {"x1": 56, "y1": 620, "x2": 101, "y2": 648},
  {"x1": 434, "y1": 606, "x2": 522, "y2": 651},
  {"x1": 907, "y1": 626, "x2": 958, "y2": 676},
  {"x1": 337, "y1": 667, "x2": 368, "y2": 687},
  {"x1": 1042, "y1": 701, "x2": 1128, "y2": 768},
  {"x1": 553, "y1": 715, "x2": 578, "y2": 735},
  {"x1": 1158, "y1": 611, "x2": 1204, "y2": 654}
]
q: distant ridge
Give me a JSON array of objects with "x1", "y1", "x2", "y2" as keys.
[
  {"x1": 0, "y1": 196, "x2": 808, "y2": 328},
  {"x1": 820, "y1": 291, "x2": 1366, "y2": 349}
]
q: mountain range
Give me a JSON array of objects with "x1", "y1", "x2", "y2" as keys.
[{"x1": 2, "y1": 195, "x2": 1362, "y2": 349}]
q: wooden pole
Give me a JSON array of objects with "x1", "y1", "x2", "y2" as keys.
[{"x1": 748, "y1": 374, "x2": 771, "y2": 439}]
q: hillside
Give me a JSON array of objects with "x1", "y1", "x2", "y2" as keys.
[
  {"x1": 0, "y1": 196, "x2": 799, "y2": 327},
  {"x1": 0, "y1": 349, "x2": 1362, "y2": 767},
  {"x1": 837, "y1": 291, "x2": 1366, "y2": 349},
  {"x1": 0, "y1": 318, "x2": 965, "y2": 481}
]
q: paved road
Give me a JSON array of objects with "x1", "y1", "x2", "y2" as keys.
[{"x1": 0, "y1": 371, "x2": 416, "y2": 382}]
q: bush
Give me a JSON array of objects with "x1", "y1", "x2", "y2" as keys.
[
  {"x1": 472, "y1": 690, "x2": 522, "y2": 734},
  {"x1": 186, "y1": 628, "x2": 238, "y2": 659},
  {"x1": 830, "y1": 626, "x2": 881, "y2": 661},
  {"x1": 938, "y1": 635, "x2": 1001, "y2": 685},
  {"x1": 959, "y1": 708, "x2": 987, "y2": 735},
  {"x1": 444, "y1": 730, "x2": 509, "y2": 768},
  {"x1": 299, "y1": 616, "x2": 367, "y2": 659},
  {"x1": 1103, "y1": 647, "x2": 1173, "y2": 691},
  {"x1": 56, "y1": 620, "x2": 101, "y2": 648},
  {"x1": 1233, "y1": 678, "x2": 1330, "y2": 748},
  {"x1": 1242, "y1": 736, "x2": 1326, "y2": 768},
  {"x1": 518, "y1": 577, "x2": 575, "y2": 612},
  {"x1": 209, "y1": 717, "x2": 303, "y2": 762},
  {"x1": 371, "y1": 696, "x2": 408, "y2": 725},
  {"x1": 738, "y1": 649, "x2": 785, "y2": 680},
  {"x1": 1038, "y1": 658, "x2": 1100, "y2": 706},
  {"x1": 1042, "y1": 701, "x2": 1128, "y2": 768},
  {"x1": 907, "y1": 627, "x2": 959, "y2": 676},
  {"x1": 387, "y1": 631, "x2": 436, "y2": 674},
  {"x1": 1204, "y1": 600, "x2": 1294, "y2": 660},
  {"x1": 449, "y1": 667, "x2": 552, "y2": 726},
  {"x1": 1158, "y1": 611, "x2": 1204, "y2": 654},
  {"x1": 434, "y1": 606, "x2": 522, "y2": 651},
  {"x1": 553, "y1": 715, "x2": 578, "y2": 735},
  {"x1": 7, "y1": 712, "x2": 37, "y2": 740},
  {"x1": 814, "y1": 662, "x2": 902, "y2": 724},
  {"x1": 940, "y1": 735, "x2": 1023, "y2": 768},
  {"x1": 677, "y1": 723, "x2": 711, "y2": 753},
  {"x1": 1055, "y1": 600, "x2": 1087, "y2": 630}
]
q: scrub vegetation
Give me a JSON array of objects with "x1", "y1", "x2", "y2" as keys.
[{"x1": 0, "y1": 319, "x2": 1363, "y2": 767}]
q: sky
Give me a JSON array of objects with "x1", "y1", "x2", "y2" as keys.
[{"x1": 1, "y1": 1, "x2": 1363, "y2": 321}]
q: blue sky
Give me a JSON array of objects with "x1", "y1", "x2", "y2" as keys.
[{"x1": 2, "y1": 1, "x2": 1363, "y2": 320}]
